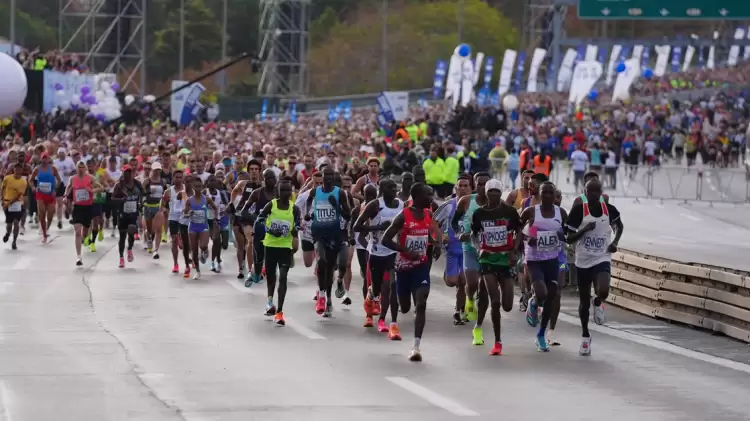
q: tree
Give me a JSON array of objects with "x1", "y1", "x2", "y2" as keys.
[
  {"x1": 0, "y1": 4, "x2": 56, "y2": 50},
  {"x1": 308, "y1": 0, "x2": 519, "y2": 96}
]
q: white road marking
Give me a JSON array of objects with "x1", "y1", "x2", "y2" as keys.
[
  {"x1": 11, "y1": 257, "x2": 32, "y2": 270},
  {"x1": 0, "y1": 381, "x2": 13, "y2": 421},
  {"x1": 386, "y1": 377, "x2": 479, "y2": 417},
  {"x1": 679, "y1": 212, "x2": 701, "y2": 222},
  {"x1": 606, "y1": 324, "x2": 670, "y2": 330},
  {"x1": 640, "y1": 334, "x2": 665, "y2": 341},
  {"x1": 556, "y1": 313, "x2": 750, "y2": 375}
]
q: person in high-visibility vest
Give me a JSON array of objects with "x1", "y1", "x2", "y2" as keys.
[
  {"x1": 423, "y1": 146, "x2": 445, "y2": 198},
  {"x1": 532, "y1": 150, "x2": 553, "y2": 177},
  {"x1": 519, "y1": 143, "x2": 534, "y2": 171}
]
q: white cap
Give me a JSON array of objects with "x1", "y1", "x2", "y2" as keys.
[
  {"x1": 485, "y1": 179, "x2": 503, "y2": 192},
  {"x1": 151, "y1": 162, "x2": 162, "y2": 170}
]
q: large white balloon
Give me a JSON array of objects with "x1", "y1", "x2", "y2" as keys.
[
  {"x1": 502, "y1": 94, "x2": 519, "y2": 111},
  {"x1": 124, "y1": 95, "x2": 135, "y2": 106},
  {"x1": 100, "y1": 81, "x2": 111, "y2": 92},
  {"x1": 143, "y1": 95, "x2": 155, "y2": 103},
  {"x1": 0, "y1": 53, "x2": 28, "y2": 117},
  {"x1": 95, "y1": 91, "x2": 105, "y2": 102}
]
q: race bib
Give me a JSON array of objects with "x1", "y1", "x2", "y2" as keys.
[
  {"x1": 405, "y1": 235, "x2": 428, "y2": 256},
  {"x1": 339, "y1": 216, "x2": 347, "y2": 230},
  {"x1": 38, "y1": 182, "x2": 52, "y2": 194},
  {"x1": 74, "y1": 189, "x2": 90, "y2": 202},
  {"x1": 300, "y1": 220, "x2": 313, "y2": 241},
  {"x1": 536, "y1": 230, "x2": 560, "y2": 252},
  {"x1": 315, "y1": 202, "x2": 336, "y2": 222},
  {"x1": 150, "y1": 185, "x2": 163, "y2": 199},
  {"x1": 583, "y1": 234, "x2": 608, "y2": 253},
  {"x1": 269, "y1": 220, "x2": 291, "y2": 237},
  {"x1": 482, "y1": 225, "x2": 508, "y2": 248},
  {"x1": 123, "y1": 200, "x2": 138, "y2": 214},
  {"x1": 8, "y1": 201, "x2": 22, "y2": 212},
  {"x1": 191, "y1": 209, "x2": 206, "y2": 224}
]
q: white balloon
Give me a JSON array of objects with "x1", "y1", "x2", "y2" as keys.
[
  {"x1": 95, "y1": 91, "x2": 105, "y2": 102},
  {"x1": 60, "y1": 101, "x2": 71, "y2": 111},
  {"x1": 502, "y1": 94, "x2": 519, "y2": 111},
  {"x1": 90, "y1": 104, "x2": 102, "y2": 115},
  {"x1": 56, "y1": 90, "x2": 66, "y2": 97},
  {"x1": 52, "y1": 107, "x2": 60, "y2": 114},
  {"x1": 143, "y1": 95, "x2": 156, "y2": 103},
  {"x1": 105, "y1": 88, "x2": 116, "y2": 98},
  {"x1": 101, "y1": 81, "x2": 111, "y2": 91},
  {"x1": 124, "y1": 95, "x2": 135, "y2": 106},
  {"x1": 71, "y1": 95, "x2": 81, "y2": 105},
  {"x1": 0, "y1": 53, "x2": 28, "y2": 117},
  {"x1": 70, "y1": 70, "x2": 80, "y2": 76}
]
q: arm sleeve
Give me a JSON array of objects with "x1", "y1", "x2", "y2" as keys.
[
  {"x1": 606, "y1": 203, "x2": 621, "y2": 223},
  {"x1": 566, "y1": 204, "x2": 583, "y2": 232}
]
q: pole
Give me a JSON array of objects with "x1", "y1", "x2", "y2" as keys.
[
  {"x1": 220, "y1": 0, "x2": 228, "y2": 94},
  {"x1": 457, "y1": 0, "x2": 464, "y2": 44},
  {"x1": 381, "y1": 0, "x2": 388, "y2": 91},
  {"x1": 179, "y1": 0, "x2": 185, "y2": 80},
  {"x1": 9, "y1": 0, "x2": 16, "y2": 56}
]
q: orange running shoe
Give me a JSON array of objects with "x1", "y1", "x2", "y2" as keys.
[
  {"x1": 388, "y1": 324, "x2": 401, "y2": 341},
  {"x1": 490, "y1": 342, "x2": 502, "y2": 356},
  {"x1": 363, "y1": 298, "x2": 373, "y2": 317},
  {"x1": 274, "y1": 311, "x2": 285, "y2": 326},
  {"x1": 372, "y1": 300, "x2": 381, "y2": 316},
  {"x1": 183, "y1": 266, "x2": 190, "y2": 279},
  {"x1": 315, "y1": 296, "x2": 326, "y2": 315},
  {"x1": 363, "y1": 316, "x2": 374, "y2": 327}
]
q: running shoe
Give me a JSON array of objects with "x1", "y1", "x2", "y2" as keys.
[
  {"x1": 334, "y1": 280, "x2": 345, "y2": 299},
  {"x1": 341, "y1": 295, "x2": 352, "y2": 306},
  {"x1": 526, "y1": 297, "x2": 539, "y2": 327},
  {"x1": 153, "y1": 252, "x2": 159, "y2": 260},
  {"x1": 172, "y1": 264, "x2": 179, "y2": 274},
  {"x1": 11, "y1": 242, "x2": 17, "y2": 250},
  {"x1": 593, "y1": 303, "x2": 606, "y2": 325},
  {"x1": 315, "y1": 296, "x2": 326, "y2": 315},
  {"x1": 453, "y1": 312, "x2": 465, "y2": 326},
  {"x1": 200, "y1": 250, "x2": 208, "y2": 264},
  {"x1": 547, "y1": 331, "x2": 561, "y2": 346},
  {"x1": 41, "y1": 236, "x2": 47, "y2": 244},
  {"x1": 210, "y1": 261, "x2": 217, "y2": 272},
  {"x1": 372, "y1": 300, "x2": 381, "y2": 316},
  {"x1": 465, "y1": 297, "x2": 477, "y2": 321},
  {"x1": 274, "y1": 312, "x2": 285, "y2": 326},
  {"x1": 215, "y1": 262, "x2": 222, "y2": 273},
  {"x1": 363, "y1": 316, "x2": 374, "y2": 328},
  {"x1": 388, "y1": 324, "x2": 401, "y2": 341},
  {"x1": 579, "y1": 336, "x2": 592, "y2": 356},
  {"x1": 76, "y1": 258, "x2": 83, "y2": 266},
  {"x1": 244, "y1": 274, "x2": 256, "y2": 288},
  {"x1": 127, "y1": 250, "x2": 134, "y2": 262},
  {"x1": 98, "y1": 230, "x2": 104, "y2": 242},
  {"x1": 323, "y1": 301, "x2": 332, "y2": 318},
  {"x1": 472, "y1": 327, "x2": 484, "y2": 346},
  {"x1": 193, "y1": 271, "x2": 201, "y2": 280},
  {"x1": 119, "y1": 258, "x2": 125, "y2": 268},
  {"x1": 490, "y1": 342, "x2": 502, "y2": 356},
  {"x1": 264, "y1": 303, "x2": 277, "y2": 316},
  {"x1": 89, "y1": 242, "x2": 96, "y2": 253},
  {"x1": 408, "y1": 348, "x2": 422, "y2": 362},
  {"x1": 134, "y1": 232, "x2": 140, "y2": 241},
  {"x1": 57, "y1": 221, "x2": 62, "y2": 230},
  {"x1": 377, "y1": 319, "x2": 388, "y2": 333},
  {"x1": 161, "y1": 231, "x2": 168, "y2": 243},
  {"x1": 183, "y1": 267, "x2": 191, "y2": 279},
  {"x1": 83, "y1": 236, "x2": 90, "y2": 246},
  {"x1": 535, "y1": 334, "x2": 550, "y2": 352},
  {"x1": 518, "y1": 294, "x2": 528, "y2": 312},
  {"x1": 364, "y1": 297, "x2": 373, "y2": 316},
  {"x1": 237, "y1": 271, "x2": 244, "y2": 280}
]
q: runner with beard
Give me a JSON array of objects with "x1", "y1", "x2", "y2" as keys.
[
  {"x1": 241, "y1": 169, "x2": 278, "y2": 287},
  {"x1": 230, "y1": 160, "x2": 263, "y2": 280},
  {"x1": 433, "y1": 174, "x2": 472, "y2": 325},
  {"x1": 161, "y1": 170, "x2": 192, "y2": 275},
  {"x1": 306, "y1": 166, "x2": 351, "y2": 317},
  {"x1": 352, "y1": 157, "x2": 380, "y2": 201},
  {"x1": 353, "y1": 178, "x2": 403, "y2": 336},
  {"x1": 381, "y1": 183, "x2": 442, "y2": 361},
  {"x1": 111, "y1": 166, "x2": 144, "y2": 268},
  {"x1": 468, "y1": 179, "x2": 522, "y2": 355},
  {"x1": 450, "y1": 172, "x2": 491, "y2": 323},
  {"x1": 351, "y1": 183, "x2": 378, "y2": 301},
  {"x1": 206, "y1": 174, "x2": 231, "y2": 273}
]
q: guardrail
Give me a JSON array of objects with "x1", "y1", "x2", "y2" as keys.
[{"x1": 603, "y1": 249, "x2": 750, "y2": 343}]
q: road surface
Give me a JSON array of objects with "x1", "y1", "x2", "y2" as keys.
[{"x1": 0, "y1": 227, "x2": 749, "y2": 420}]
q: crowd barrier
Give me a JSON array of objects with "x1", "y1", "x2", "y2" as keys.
[{"x1": 605, "y1": 249, "x2": 750, "y2": 343}]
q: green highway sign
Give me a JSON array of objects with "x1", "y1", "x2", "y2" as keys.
[{"x1": 578, "y1": 1, "x2": 750, "y2": 20}]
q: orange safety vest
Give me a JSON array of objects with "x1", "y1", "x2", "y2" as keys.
[
  {"x1": 395, "y1": 128, "x2": 409, "y2": 141},
  {"x1": 533, "y1": 155, "x2": 551, "y2": 176},
  {"x1": 519, "y1": 149, "x2": 531, "y2": 171}
]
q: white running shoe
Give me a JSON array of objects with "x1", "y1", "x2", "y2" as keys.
[
  {"x1": 579, "y1": 336, "x2": 592, "y2": 356},
  {"x1": 593, "y1": 303, "x2": 606, "y2": 325}
]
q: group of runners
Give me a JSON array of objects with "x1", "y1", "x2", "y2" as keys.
[{"x1": 1, "y1": 148, "x2": 624, "y2": 362}]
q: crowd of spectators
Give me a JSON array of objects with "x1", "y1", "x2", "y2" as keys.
[{"x1": 11, "y1": 48, "x2": 87, "y2": 73}]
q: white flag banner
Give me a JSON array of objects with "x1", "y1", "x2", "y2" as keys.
[
  {"x1": 632, "y1": 45, "x2": 644, "y2": 63},
  {"x1": 445, "y1": 54, "x2": 463, "y2": 107},
  {"x1": 472, "y1": 52, "x2": 485, "y2": 86},
  {"x1": 460, "y1": 58, "x2": 474, "y2": 107},
  {"x1": 606, "y1": 45, "x2": 622, "y2": 86},
  {"x1": 682, "y1": 45, "x2": 695, "y2": 72},
  {"x1": 707, "y1": 44, "x2": 716, "y2": 69},
  {"x1": 612, "y1": 58, "x2": 641, "y2": 103},
  {"x1": 654, "y1": 45, "x2": 670, "y2": 77},
  {"x1": 585, "y1": 45, "x2": 598, "y2": 61},
  {"x1": 728, "y1": 28, "x2": 745, "y2": 67},
  {"x1": 556, "y1": 48, "x2": 578, "y2": 92},
  {"x1": 526, "y1": 48, "x2": 547, "y2": 93},
  {"x1": 744, "y1": 29, "x2": 750, "y2": 61},
  {"x1": 569, "y1": 60, "x2": 603, "y2": 105},
  {"x1": 497, "y1": 49, "x2": 517, "y2": 96}
]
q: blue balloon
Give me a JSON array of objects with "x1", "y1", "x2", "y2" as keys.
[
  {"x1": 457, "y1": 43, "x2": 471, "y2": 58},
  {"x1": 642, "y1": 68, "x2": 654, "y2": 79},
  {"x1": 95, "y1": 113, "x2": 106, "y2": 121},
  {"x1": 615, "y1": 62, "x2": 626, "y2": 73},
  {"x1": 588, "y1": 90, "x2": 598, "y2": 101}
]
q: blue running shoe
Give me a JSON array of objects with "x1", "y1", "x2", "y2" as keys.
[
  {"x1": 526, "y1": 297, "x2": 539, "y2": 327},
  {"x1": 535, "y1": 334, "x2": 550, "y2": 352}
]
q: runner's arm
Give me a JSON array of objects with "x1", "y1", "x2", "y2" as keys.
[
  {"x1": 29, "y1": 168, "x2": 38, "y2": 192},
  {"x1": 505, "y1": 189, "x2": 517, "y2": 206},
  {"x1": 607, "y1": 203, "x2": 623, "y2": 247},
  {"x1": 338, "y1": 189, "x2": 351, "y2": 220},
  {"x1": 380, "y1": 212, "x2": 407, "y2": 253},
  {"x1": 351, "y1": 176, "x2": 365, "y2": 201},
  {"x1": 292, "y1": 205, "x2": 301, "y2": 236},
  {"x1": 206, "y1": 197, "x2": 220, "y2": 217},
  {"x1": 450, "y1": 195, "x2": 467, "y2": 233},
  {"x1": 352, "y1": 199, "x2": 381, "y2": 233},
  {"x1": 255, "y1": 202, "x2": 273, "y2": 225},
  {"x1": 565, "y1": 204, "x2": 589, "y2": 243}
]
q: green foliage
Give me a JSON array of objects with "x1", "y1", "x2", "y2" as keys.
[
  {"x1": 308, "y1": 0, "x2": 518, "y2": 95},
  {"x1": 0, "y1": 4, "x2": 56, "y2": 50}
]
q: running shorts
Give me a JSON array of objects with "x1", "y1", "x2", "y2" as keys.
[
  {"x1": 91, "y1": 203, "x2": 103, "y2": 218},
  {"x1": 526, "y1": 258, "x2": 560, "y2": 284},
  {"x1": 144, "y1": 205, "x2": 161, "y2": 220},
  {"x1": 301, "y1": 239, "x2": 315, "y2": 252},
  {"x1": 480, "y1": 262, "x2": 513, "y2": 277},
  {"x1": 462, "y1": 248, "x2": 481, "y2": 272},
  {"x1": 168, "y1": 220, "x2": 188, "y2": 236},
  {"x1": 71, "y1": 204, "x2": 94, "y2": 228},
  {"x1": 369, "y1": 254, "x2": 396, "y2": 284},
  {"x1": 396, "y1": 263, "x2": 431, "y2": 298},
  {"x1": 118, "y1": 214, "x2": 139, "y2": 231},
  {"x1": 576, "y1": 261, "x2": 611, "y2": 288},
  {"x1": 445, "y1": 251, "x2": 464, "y2": 277},
  {"x1": 35, "y1": 192, "x2": 56, "y2": 206},
  {"x1": 3, "y1": 209, "x2": 22, "y2": 223}
]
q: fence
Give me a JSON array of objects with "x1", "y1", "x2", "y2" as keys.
[{"x1": 602, "y1": 248, "x2": 750, "y2": 343}]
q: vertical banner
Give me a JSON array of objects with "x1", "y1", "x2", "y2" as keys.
[
  {"x1": 445, "y1": 55, "x2": 463, "y2": 107},
  {"x1": 575, "y1": 45, "x2": 585, "y2": 66},
  {"x1": 460, "y1": 58, "x2": 474, "y2": 107},
  {"x1": 670, "y1": 45, "x2": 683, "y2": 73},
  {"x1": 472, "y1": 53, "x2": 485, "y2": 87},
  {"x1": 527, "y1": 48, "x2": 547, "y2": 93},
  {"x1": 632, "y1": 45, "x2": 644, "y2": 64},
  {"x1": 641, "y1": 46, "x2": 650, "y2": 69},
  {"x1": 707, "y1": 44, "x2": 716, "y2": 69},
  {"x1": 612, "y1": 58, "x2": 641, "y2": 103},
  {"x1": 477, "y1": 57, "x2": 495, "y2": 106},
  {"x1": 290, "y1": 100, "x2": 297, "y2": 124},
  {"x1": 619, "y1": 46, "x2": 631, "y2": 61},
  {"x1": 261, "y1": 99, "x2": 268, "y2": 120},
  {"x1": 556, "y1": 48, "x2": 578, "y2": 92},
  {"x1": 654, "y1": 45, "x2": 670, "y2": 77},
  {"x1": 343, "y1": 100, "x2": 352, "y2": 121},
  {"x1": 513, "y1": 52, "x2": 526, "y2": 93},
  {"x1": 585, "y1": 45, "x2": 598, "y2": 62},
  {"x1": 728, "y1": 28, "x2": 746, "y2": 67},
  {"x1": 432, "y1": 60, "x2": 448, "y2": 99},
  {"x1": 606, "y1": 45, "x2": 622, "y2": 86},
  {"x1": 682, "y1": 46, "x2": 695, "y2": 72},
  {"x1": 569, "y1": 61, "x2": 603, "y2": 106},
  {"x1": 377, "y1": 91, "x2": 408, "y2": 124},
  {"x1": 497, "y1": 49, "x2": 517, "y2": 96},
  {"x1": 171, "y1": 80, "x2": 205, "y2": 126}
]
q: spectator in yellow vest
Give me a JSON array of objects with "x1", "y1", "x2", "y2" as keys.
[{"x1": 423, "y1": 145, "x2": 445, "y2": 198}]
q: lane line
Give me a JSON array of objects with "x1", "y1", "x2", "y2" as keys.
[
  {"x1": 605, "y1": 324, "x2": 671, "y2": 330},
  {"x1": 0, "y1": 381, "x2": 13, "y2": 421},
  {"x1": 556, "y1": 313, "x2": 750, "y2": 375},
  {"x1": 679, "y1": 212, "x2": 701, "y2": 222},
  {"x1": 386, "y1": 377, "x2": 479, "y2": 417},
  {"x1": 11, "y1": 257, "x2": 32, "y2": 271}
]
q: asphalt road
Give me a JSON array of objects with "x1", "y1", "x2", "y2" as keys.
[{"x1": 1, "y1": 226, "x2": 749, "y2": 420}]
